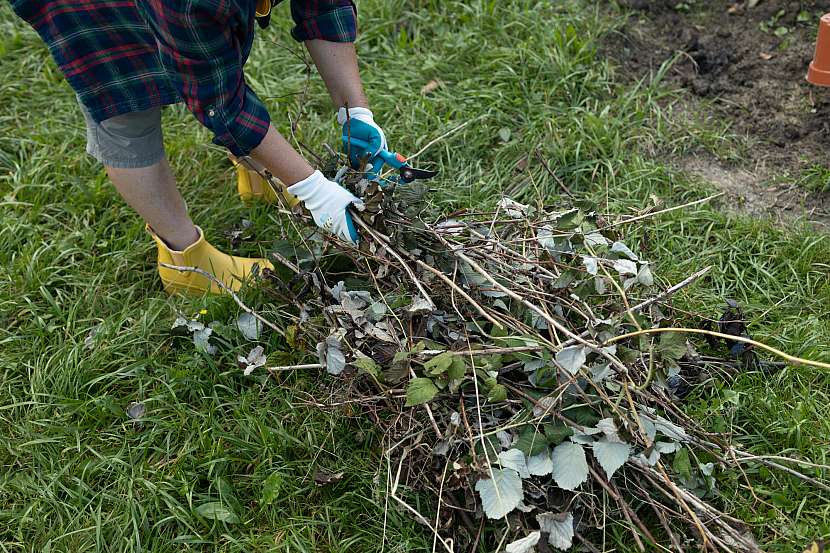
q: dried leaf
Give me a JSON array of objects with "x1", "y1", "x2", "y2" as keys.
[
  {"x1": 236, "y1": 312, "x2": 262, "y2": 341},
  {"x1": 420, "y1": 79, "x2": 442, "y2": 94},
  {"x1": 126, "y1": 402, "x2": 145, "y2": 420},
  {"x1": 313, "y1": 469, "x2": 345, "y2": 486},
  {"x1": 505, "y1": 532, "x2": 541, "y2": 553},
  {"x1": 238, "y1": 345, "x2": 266, "y2": 376},
  {"x1": 536, "y1": 511, "x2": 574, "y2": 550}
]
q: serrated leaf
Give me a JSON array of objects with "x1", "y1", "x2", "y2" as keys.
[
  {"x1": 556, "y1": 346, "x2": 586, "y2": 374},
  {"x1": 194, "y1": 502, "x2": 239, "y2": 524},
  {"x1": 592, "y1": 439, "x2": 631, "y2": 479},
  {"x1": 261, "y1": 472, "x2": 282, "y2": 505},
  {"x1": 488, "y1": 383, "x2": 508, "y2": 403},
  {"x1": 536, "y1": 511, "x2": 574, "y2": 550},
  {"x1": 317, "y1": 335, "x2": 346, "y2": 375},
  {"x1": 584, "y1": 232, "x2": 608, "y2": 247},
  {"x1": 551, "y1": 442, "x2": 589, "y2": 490},
  {"x1": 610, "y1": 241, "x2": 638, "y2": 260},
  {"x1": 475, "y1": 468, "x2": 523, "y2": 519},
  {"x1": 543, "y1": 423, "x2": 573, "y2": 445},
  {"x1": 516, "y1": 427, "x2": 547, "y2": 456},
  {"x1": 353, "y1": 354, "x2": 380, "y2": 377},
  {"x1": 612, "y1": 259, "x2": 638, "y2": 276},
  {"x1": 448, "y1": 355, "x2": 467, "y2": 379},
  {"x1": 498, "y1": 449, "x2": 530, "y2": 478},
  {"x1": 405, "y1": 377, "x2": 438, "y2": 406},
  {"x1": 193, "y1": 327, "x2": 216, "y2": 355},
  {"x1": 526, "y1": 449, "x2": 554, "y2": 476},
  {"x1": 236, "y1": 312, "x2": 262, "y2": 341},
  {"x1": 238, "y1": 345, "x2": 266, "y2": 376},
  {"x1": 424, "y1": 351, "x2": 454, "y2": 375},
  {"x1": 657, "y1": 332, "x2": 687, "y2": 360},
  {"x1": 673, "y1": 447, "x2": 692, "y2": 480},
  {"x1": 505, "y1": 531, "x2": 541, "y2": 553},
  {"x1": 582, "y1": 255, "x2": 598, "y2": 275},
  {"x1": 636, "y1": 263, "x2": 654, "y2": 286}
]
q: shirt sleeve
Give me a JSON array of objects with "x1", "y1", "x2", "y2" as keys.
[
  {"x1": 290, "y1": 0, "x2": 357, "y2": 43},
  {"x1": 138, "y1": 0, "x2": 270, "y2": 156}
]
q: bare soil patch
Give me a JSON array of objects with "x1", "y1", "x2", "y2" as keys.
[{"x1": 606, "y1": 0, "x2": 830, "y2": 224}]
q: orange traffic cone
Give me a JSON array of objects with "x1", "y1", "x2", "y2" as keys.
[{"x1": 807, "y1": 13, "x2": 830, "y2": 86}]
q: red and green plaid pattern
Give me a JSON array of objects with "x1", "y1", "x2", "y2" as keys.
[{"x1": 10, "y1": 0, "x2": 357, "y2": 156}]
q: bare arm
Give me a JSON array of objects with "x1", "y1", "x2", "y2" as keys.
[{"x1": 305, "y1": 39, "x2": 368, "y2": 109}]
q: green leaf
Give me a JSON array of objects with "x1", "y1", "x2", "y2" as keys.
[
  {"x1": 516, "y1": 427, "x2": 547, "y2": 456},
  {"x1": 405, "y1": 378, "x2": 439, "y2": 406},
  {"x1": 543, "y1": 423, "x2": 574, "y2": 445},
  {"x1": 673, "y1": 447, "x2": 692, "y2": 480},
  {"x1": 194, "y1": 502, "x2": 239, "y2": 524},
  {"x1": 448, "y1": 356, "x2": 467, "y2": 379},
  {"x1": 261, "y1": 472, "x2": 283, "y2": 505},
  {"x1": 354, "y1": 354, "x2": 380, "y2": 378},
  {"x1": 487, "y1": 383, "x2": 508, "y2": 403},
  {"x1": 657, "y1": 332, "x2": 687, "y2": 360},
  {"x1": 424, "y1": 351, "x2": 454, "y2": 375}
]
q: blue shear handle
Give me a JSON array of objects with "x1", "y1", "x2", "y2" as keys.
[{"x1": 344, "y1": 137, "x2": 408, "y2": 185}]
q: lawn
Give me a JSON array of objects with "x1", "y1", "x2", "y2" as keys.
[{"x1": 1, "y1": 1, "x2": 829, "y2": 551}]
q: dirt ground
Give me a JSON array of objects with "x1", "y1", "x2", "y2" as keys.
[{"x1": 607, "y1": 0, "x2": 830, "y2": 228}]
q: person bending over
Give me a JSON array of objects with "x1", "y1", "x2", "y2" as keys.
[{"x1": 11, "y1": 0, "x2": 387, "y2": 294}]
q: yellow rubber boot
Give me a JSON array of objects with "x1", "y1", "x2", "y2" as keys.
[
  {"x1": 231, "y1": 156, "x2": 300, "y2": 208},
  {"x1": 149, "y1": 226, "x2": 274, "y2": 295}
]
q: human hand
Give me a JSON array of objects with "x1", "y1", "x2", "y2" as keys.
[
  {"x1": 286, "y1": 170, "x2": 364, "y2": 244},
  {"x1": 338, "y1": 106, "x2": 387, "y2": 175}
]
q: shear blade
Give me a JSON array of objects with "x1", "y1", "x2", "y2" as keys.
[{"x1": 399, "y1": 166, "x2": 438, "y2": 183}]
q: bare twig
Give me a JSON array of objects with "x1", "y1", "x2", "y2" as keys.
[{"x1": 159, "y1": 263, "x2": 284, "y2": 337}]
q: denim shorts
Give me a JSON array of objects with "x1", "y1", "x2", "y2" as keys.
[{"x1": 79, "y1": 98, "x2": 165, "y2": 169}]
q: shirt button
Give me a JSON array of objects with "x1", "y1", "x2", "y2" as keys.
[{"x1": 207, "y1": 108, "x2": 216, "y2": 117}]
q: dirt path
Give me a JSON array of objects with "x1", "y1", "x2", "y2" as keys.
[{"x1": 606, "y1": 0, "x2": 830, "y2": 227}]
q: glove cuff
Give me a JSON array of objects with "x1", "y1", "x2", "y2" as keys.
[{"x1": 337, "y1": 106, "x2": 374, "y2": 125}]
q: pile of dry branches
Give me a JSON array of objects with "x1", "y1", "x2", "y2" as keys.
[{"x1": 205, "y1": 158, "x2": 830, "y2": 552}]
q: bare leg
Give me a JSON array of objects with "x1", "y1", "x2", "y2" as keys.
[{"x1": 106, "y1": 158, "x2": 200, "y2": 251}]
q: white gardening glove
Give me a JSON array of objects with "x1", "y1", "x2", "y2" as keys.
[{"x1": 287, "y1": 170, "x2": 364, "y2": 244}]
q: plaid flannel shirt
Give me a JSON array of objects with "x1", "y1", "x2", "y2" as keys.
[{"x1": 11, "y1": 0, "x2": 357, "y2": 156}]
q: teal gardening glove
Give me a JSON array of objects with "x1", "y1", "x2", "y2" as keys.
[{"x1": 338, "y1": 106, "x2": 387, "y2": 181}]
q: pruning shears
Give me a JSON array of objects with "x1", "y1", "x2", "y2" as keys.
[{"x1": 346, "y1": 137, "x2": 438, "y2": 187}]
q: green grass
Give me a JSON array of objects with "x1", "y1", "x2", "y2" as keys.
[{"x1": 1, "y1": 0, "x2": 829, "y2": 551}]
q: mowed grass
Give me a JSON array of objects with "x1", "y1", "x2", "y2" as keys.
[{"x1": 1, "y1": 1, "x2": 829, "y2": 551}]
